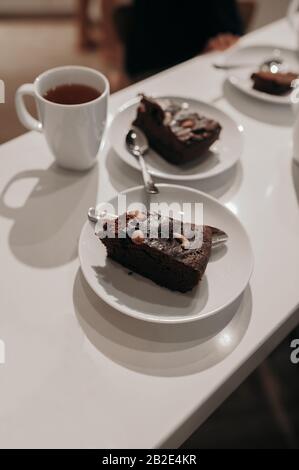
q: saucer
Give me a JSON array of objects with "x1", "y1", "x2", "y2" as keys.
[
  {"x1": 109, "y1": 96, "x2": 244, "y2": 181},
  {"x1": 79, "y1": 184, "x2": 253, "y2": 324}
]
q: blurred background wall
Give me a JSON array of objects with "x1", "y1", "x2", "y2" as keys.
[
  {"x1": 247, "y1": 0, "x2": 290, "y2": 30},
  {"x1": 0, "y1": 1, "x2": 292, "y2": 28},
  {"x1": 0, "y1": 1, "x2": 74, "y2": 16}
]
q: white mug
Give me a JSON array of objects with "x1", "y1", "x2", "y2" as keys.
[
  {"x1": 15, "y1": 66, "x2": 109, "y2": 171},
  {"x1": 288, "y1": 0, "x2": 299, "y2": 49}
]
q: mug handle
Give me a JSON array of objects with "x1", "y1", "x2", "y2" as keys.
[
  {"x1": 15, "y1": 84, "x2": 43, "y2": 132},
  {"x1": 287, "y1": 0, "x2": 299, "y2": 33}
]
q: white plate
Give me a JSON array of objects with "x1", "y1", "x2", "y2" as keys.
[
  {"x1": 79, "y1": 184, "x2": 253, "y2": 324},
  {"x1": 225, "y1": 45, "x2": 299, "y2": 105},
  {"x1": 109, "y1": 96, "x2": 243, "y2": 181}
]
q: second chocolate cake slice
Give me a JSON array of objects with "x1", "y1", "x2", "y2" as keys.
[
  {"x1": 251, "y1": 71, "x2": 299, "y2": 95},
  {"x1": 133, "y1": 95, "x2": 222, "y2": 166},
  {"x1": 97, "y1": 211, "x2": 214, "y2": 293}
]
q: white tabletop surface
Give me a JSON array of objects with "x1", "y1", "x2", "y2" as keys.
[{"x1": 1, "y1": 17, "x2": 299, "y2": 449}]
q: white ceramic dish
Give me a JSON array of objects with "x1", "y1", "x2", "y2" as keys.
[
  {"x1": 224, "y1": 45, "x2": 299, "y2": 105},
  {"x1": 109, "y1": 96, "x2": 243, "y2": 181},
  {"x1": 79, "y1": 184, "x2": 253, "y2": 324}
]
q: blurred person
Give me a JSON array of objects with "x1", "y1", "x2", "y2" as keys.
[
  {"x1": 123, "y1": 0, "x2": 243, "y2": 77},
  {"x1": 102, "y1": 0, "x2": 244, "y2": 88}
]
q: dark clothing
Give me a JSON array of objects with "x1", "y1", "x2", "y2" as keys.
[{"x1": 123, "y1": 0, "x2": 243, "y2": 77}]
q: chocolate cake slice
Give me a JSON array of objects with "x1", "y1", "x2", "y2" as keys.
[
  {"x1": 251, "y1": 71, "x2": 299, "y2": 95},
  {"x1": 97, "y1": 211, "x2": 215, "y2": 293},
  {"x1": 133, "y1": 95, "x2": 222, "y2": 165}
]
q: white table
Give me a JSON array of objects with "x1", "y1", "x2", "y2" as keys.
[{"x1": 1, "y1": 18, "x2": 299, "y2": 449}]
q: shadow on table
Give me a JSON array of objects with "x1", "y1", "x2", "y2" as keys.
[
  {"x1": 223, "y1": 80, "x2": 294, "y2": 128},
  {"x1": 0, "y1": 163, "x2": 98, "y2": 268},
  {"x1": 105, "y1": 148, "x2": 243, "y2": 203},
  {"x1": 73, "y1": 269, "x2": 252, "y2": 377}
]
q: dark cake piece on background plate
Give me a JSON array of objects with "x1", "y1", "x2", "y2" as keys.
[
  {"x1": 133, "y1": 95, "x2": 222, "y2": 165},
  {"x1": 97, "y1": 210, "x2": 216, "y2": 293},
  {"x1": 251, "y1": 71, "x2": 299, "y2": 95}
]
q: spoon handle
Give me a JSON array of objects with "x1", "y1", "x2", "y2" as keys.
[
  {"x1": 213, "y1": 62, "x2": 255, "y2": 70},
  {"x1": 136, "y1": 151, "x2": 159, "y2": 194}
]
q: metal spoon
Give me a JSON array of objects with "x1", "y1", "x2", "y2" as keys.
[
  {"x1": 260, "y1": 56, "x2": 284, "y2": 74},
  {"x1": 213, "y1": 61, "x2": 256, "y2": 70},
  {"x1": 210, "y1": 226, "x2": 229, "y2": 248},
  {"x1": 213, "y1": 54, "x2": 283, "y2": 72},
  {"x1": 88, "y1": 207, "x2": 116, "y2": 223},
  {"x1": 125, "y1": 128, "x2": 159, "y2": 195},
  {"x1": 88, "y1": 208, "x2": 228, "y2": 248}
]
